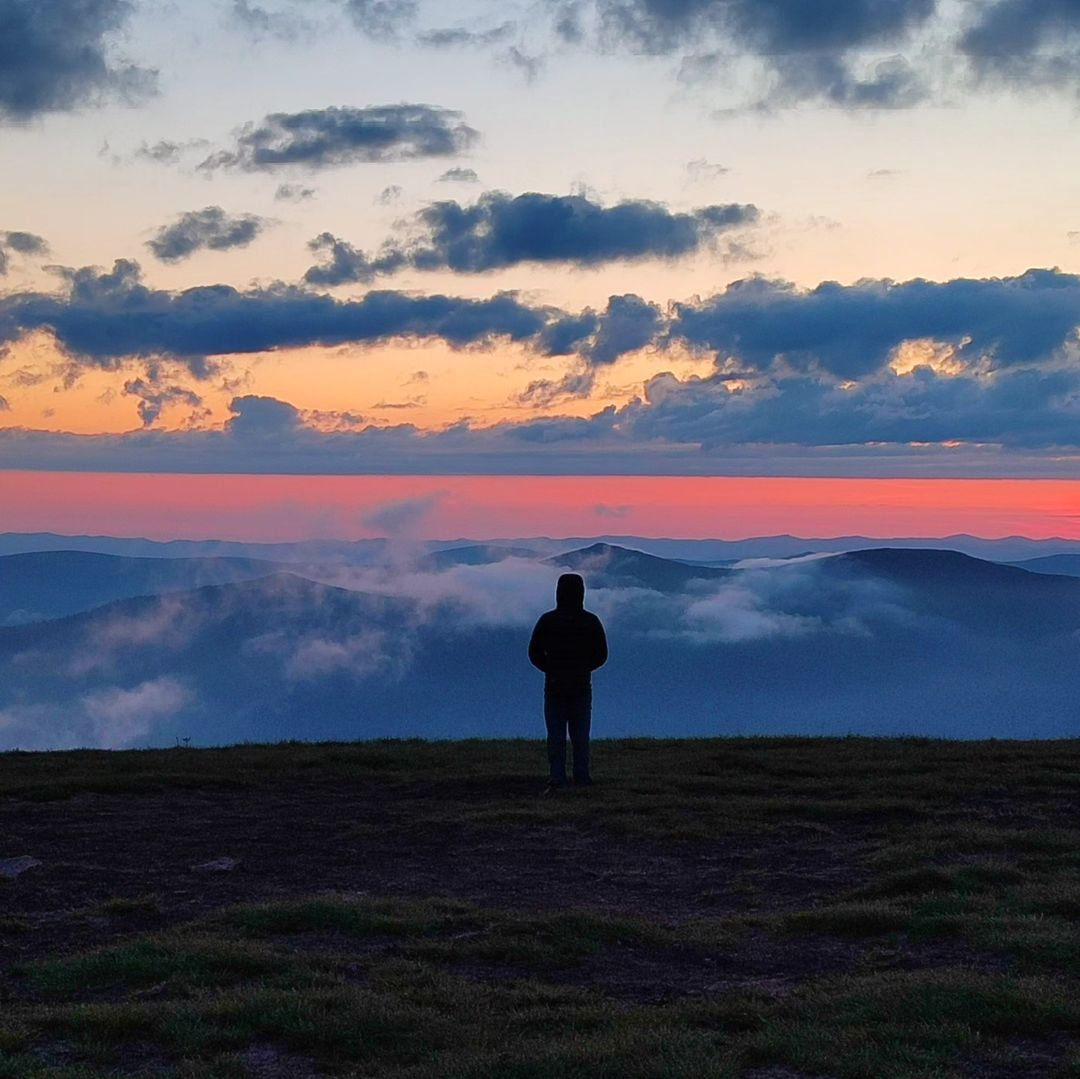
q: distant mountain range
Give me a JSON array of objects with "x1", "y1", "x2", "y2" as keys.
[
  {"x1": 5, "y1": 531, "x2": 1080, "y2": 563},
  {"x1": 0, "y1": 551, "x2": 284, "y2": 625},
  {"x1": 3, "y1": 539, "x2": 1080, "y2": 749}
]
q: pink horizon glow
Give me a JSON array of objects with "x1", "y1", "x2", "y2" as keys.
[{"x1": 3, "y1": 472, "x2": 1080, "y2": 542}]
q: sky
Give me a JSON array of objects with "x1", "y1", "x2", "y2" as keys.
[{"x1": 4, "y1": 0, "x2": 1080, "y2": 538}]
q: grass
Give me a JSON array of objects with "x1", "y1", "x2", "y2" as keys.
[{"x1": 2, "y1": 736, "x2": 1080, "y2": 1076}]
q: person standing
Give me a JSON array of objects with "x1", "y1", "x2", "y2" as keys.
[{"x1": 528, "y1": 573, "x2": 608, "y2": 789}]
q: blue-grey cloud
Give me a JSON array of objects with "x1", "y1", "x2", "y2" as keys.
[
  {"x1": 275, "y1": 183, "x2": 316, "y2": 202},
  {"x1": 343, "y1": 0, "x2": 417, "y2": 40},
  {"x1": 417, "y1": 22, "x2": 516, "y2": 48},
  {"x1": 200, "y1": 105, "x2": 478, "y2": 172},
  {"x1": 623, "y1": 364, "x2": 1080, "y2": 451},
  {"x1": 10, "y1": 374, "x2": 1080, "y2": 475},
  {"x1": 0, "y1": 259, "x2": 557, "y2": 370},
  {"x1": 438, "y1": 167, "x2": 480, "y2": 183},
  {"x1": 551, "y1": 0, "x2": 936, "y2": 107},
  {"x1": 147, "y1": 207, "x2": 270, "y2": 263},
  {"x1": 0, "y1": 230, "x2": 48, "y2": 275},
  {"x1": 230, "y1": 0, "x2": 314, "y2": 41},
  {"x1": 0, "y1": 0, "x2": 156, "y2": 121},
  {"x1": 585, "y1": 0, "x2": 936, "y2": 54},
  {"x1": 121, "y1": 377, "x2": 204, "y2": 428},
  {"x1": 304, "y1": 191, "x2": 760, "y2": 283},
  {"x1": 958, "y1": 0, "x2": 1080, "y2": 88},
  {"x1": 670, "y1": 269, "x2": 1080, "y2": 378}
]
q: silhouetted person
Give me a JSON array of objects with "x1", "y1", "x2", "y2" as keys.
[{"x1": 528, "y1": 573, "x2": 608, "y2": 789}]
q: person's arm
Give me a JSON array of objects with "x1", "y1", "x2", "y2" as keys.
[
  {"x1": 528, "y1": 616, "x2": 549, "y2": 672},
  {"x1": 589, "y1": 615, "x2": 608, "y2": 671}
]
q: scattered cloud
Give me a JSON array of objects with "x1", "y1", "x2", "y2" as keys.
[
  {"x1": 669, "y1": 268, "x2": 1080, "y2": 378},
  {"x1": 146, "y1": 207, "x2": 270, "y2": 263},
  {"x1": 550, "y1": 0, "x2": 936, "y2": 108},
  {"x1": 230, "y1": 0, "x2": 314, "y2": 41},
  {"x1": 342, "y1": 0, "x2": 418, "y2": 40},
  {"x1": 438, "y1": 167, "x2": 480, "y2": 183},
  {"x1": 0, "y1": 0, "x2": 157, "y2": 122},
  {"x1": 199, "y1": 105, "x2": 478, "y2": 172},
  {"x1": 0, "y1": 230, "x2": 48, "y2": 275},
  {"x1": 958, "y1": 0, "x2": 1080, "y2": 91},
  {"x1": 685, "y1": 158, "x2": 730, "y2": 181},
  {"x1": 275, "y1": 182, "x2": 316, "y2": 202},
  {"x1": 417, "y1": 22, "x2": 516, "y2": 49},
  {"x1": 304, "y1": 191, "x2": 760, "y2": 283},
  {"x1": 0, "y1": 259, "x2": 556, "y2": 371}
]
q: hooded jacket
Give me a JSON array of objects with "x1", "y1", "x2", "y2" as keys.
[{"x1": 528, "y1": 573, "x2": 608, "y2": 693}]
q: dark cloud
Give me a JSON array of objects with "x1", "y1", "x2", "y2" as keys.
[
  {"x1": 13, "y1": 370, "x2": 1080, "y2": 474},
  {"x1": 376, "y1": 184, "x2": 403, "y2": 204},
  {"x1": 303, "y1": 232, "x2": 406, "y2": 286},
  {"x1": 226, "y1": 394, "x2": 303, "y2": 437},
  {"x1": 585, "y1": 293, "x2": 663, "y2": 364},
  {"x1": 147, "y1": 207, "x2": 269, "y2": 263},
  {"x1": 305, "y1": 191, "x2": 760, "y2": 283},
  {"x1": 199, "y1": 105, "x2": 478, "y2": 172},
  {"x1": 122, "y1": 377, "x2": 204, "y2": 428},
  {"x1": 0, "y1": 230, "x2": 48, "y2": 275},
  {"x1": 342, "y1": 0, "x2": 417, "y2": 40},
  {"x1": 0, "y1": 259, "x2": 557, "y2": 369},
  {"x1": 958, "y1": 0, "x2": 1080, "y2": 88},
  {"x1": 438, "y1": 167, "x2": 480, "y2": 183},
  {"x1": 4, "y1": 231, "x2": 48, "y2": 256},
  {"x1": 552, "y1": 0, "x2": 935, "y2": 107},
  {"x1": 0, "y1": 395, "x2": 8, "y2": 411},
  {"x1": 670, "y1": 269, "x2": 1080, "y2": 378},
  {"x1": 622, "y1": 364, "x2": 1080, "y2": 451},
  {"x1": 764, "y1": 53, "x2": 926, "y2": 108},
  {"x1": 588, "y1": 0, "x2": 936, "y2": 55},
  {"x1": 275, "y1": 183, "x2": 316, "y2": 202},
  {"x1": 230, "y1": 0, "x2": 313, "y2": 40},
  {"x1": 0, "y1": 0, "x2": 156, "y2": 121}
]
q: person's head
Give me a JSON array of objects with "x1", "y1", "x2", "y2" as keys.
[{"x1": 556, "y1": 572, "x2": 585, "y2": 609}]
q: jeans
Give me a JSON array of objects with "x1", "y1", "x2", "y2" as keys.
[{"x1": 544, "y1": 686, "x2": 591, "y2": 785}]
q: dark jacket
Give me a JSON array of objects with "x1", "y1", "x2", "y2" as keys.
[{"x1": 528, "y1": 575, "x2": 608, "y2": 693}]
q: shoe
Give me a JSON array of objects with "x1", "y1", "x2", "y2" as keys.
[
  {"x1": 543, "y1": 779, "x2": 566, "y2": 794},
  {"x1": 573, "y1": 777, "x2": 593, "y2": 787}
]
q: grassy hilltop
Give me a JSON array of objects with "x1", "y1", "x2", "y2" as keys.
[{"x1": 2, "y1": 737, "x2": 1080, "y2": 1078}]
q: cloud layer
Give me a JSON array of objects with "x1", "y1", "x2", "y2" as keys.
[
  {"x1": 199, "y1": 104, "x2": 478, "y2": 172},
  {"x1": 305, "y1": 192, "x2": 759, "y2": 284},
  {"x1": 147, "y1": 207, "x2": 269, "y2": 263},
  {"x1": 0, "y1": 0, "x2": 156, "y2": 121}
]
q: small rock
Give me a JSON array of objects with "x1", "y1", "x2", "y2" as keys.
[
  {"x1": 192, "y1": 857, "x2": 239, "y2": 873},
  {"x1": 0, "y1": 856, "x2": 41, "y2": 879}
]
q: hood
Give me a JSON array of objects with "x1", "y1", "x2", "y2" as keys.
[{"x1": 556, "y1": 573, "x2": 585, "y2": 609}]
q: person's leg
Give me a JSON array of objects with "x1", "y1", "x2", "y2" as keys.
[
  {"x1": 544, "y1": 690, "x2": 568, "y2": 786},
  {"x1": 568, "y1": 687, "x2": 592, "y2": 785}
]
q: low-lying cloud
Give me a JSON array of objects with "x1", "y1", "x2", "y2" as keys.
[
  {"x1": 304, "y1": 191, "x2": 759, "y2": 283},
  {"x1": 147, "y1": 207, "x2": 270, "y2": 263},
  {"x1": 0, "y1": 0, "x2": 157, "y2": 122},
  {"x1": 199, "y1": 104, "x2": 478, "y2": 172}
]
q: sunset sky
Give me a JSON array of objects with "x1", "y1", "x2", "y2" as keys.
[{"x1": 4, "y1": 0, "x2": 1080, "y2": 538}]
